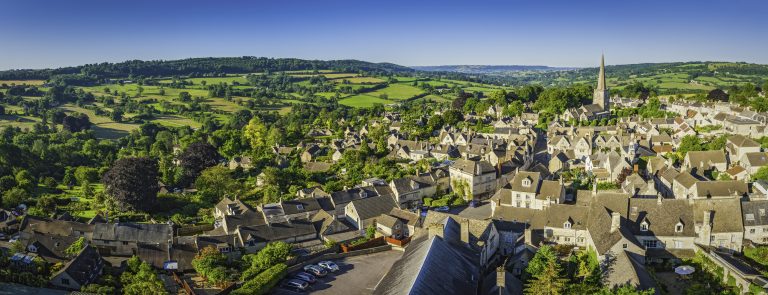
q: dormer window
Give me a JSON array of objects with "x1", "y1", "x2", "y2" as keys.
[
  {"x1": 675, "y1": 222, "x2": 684, "y2": 233},
  {"x1": 522, "y1": 177, "x2": 532, "y2": 188},
  {"x1": 640, "y1": 221, "x2": 649, "y2": 232},
  {"x1": 563, "y1": 221, "x2": 572, "y2": 229}
]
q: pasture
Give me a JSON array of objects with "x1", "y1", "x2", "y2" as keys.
[{"x1": 339, "y1": 94, "x2": 394, "y2": 107}]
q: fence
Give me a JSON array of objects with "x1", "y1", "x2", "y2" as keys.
[
  {"x1": 340, "y1": 236, "x2": 386, "y2": 253},
  {"x1": 385, "y1": 236, "x2": 411, "y2": 247},
  {"x1": 172, "y1": 272, "x2": 196, "y2": 295}
]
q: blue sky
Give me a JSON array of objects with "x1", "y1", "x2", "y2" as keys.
[{"x1": 1, "y1": 0, "x2": 767, "y2": 69}]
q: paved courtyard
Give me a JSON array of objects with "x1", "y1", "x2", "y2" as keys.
[{"x1": 273, "y1": 250, "x2": 403, "y2": 295}]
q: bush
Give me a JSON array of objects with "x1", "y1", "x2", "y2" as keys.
[
  {"x1": 422, "y1": 197, "x2": 433, "y2": 207},
  {"x1": 451, "y1": 196, "x2": 467, "y2": 206},
  {"x1": 431, "y1": 198, "x2": 449, "y2": 207},
  {"x1": 232, "y1": 263, "x2": 287, "y2": 295}
]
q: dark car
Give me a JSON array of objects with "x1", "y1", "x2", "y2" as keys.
[
  {"x1": 282, "y1": 279, "x2": 309, "y2": 292},
  {"x1": 303, "y1": 264, "x2": 328, "y2": 277},
  {"x1": 293, "y1": 272, "x2": 317, "y2": 284}
]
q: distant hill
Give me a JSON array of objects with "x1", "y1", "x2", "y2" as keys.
[
  {"x1": 412, "y1": 65, "x2": 577, "y2": 74},
  {"x1": 0, "y1": 57, "x2": 415, "y2": 80}
]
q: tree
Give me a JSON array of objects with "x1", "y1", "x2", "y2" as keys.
[
  {"x1": 178, "y1": 91, "x2": 192, "y2": 102},
  {"x1": 102, "y1": 157, "x2": 159, "y2": 211},
  {"x1": 244, "y1": 117, "x2": 268, "y2": 149},
  {"x1": 65, "y1": 237, "x2": 86, "y2": 257},
  {"x1": 195, "y1": 166, "x2": 243, "y2": 204},
  {"x1": 36, "y1": 194, "x2": 57, "y2": 215},
  {"x1": 2, "y1": 187, "x2": 29, "y2": 208},
  {"x1": 241, "y1": 241, "x2": 292, "y2": 281},
  {"x1": 74, "y1": 166, "x2": 100, "y2": 185},
  {"x1": 192, "y1": 246, "x2": 228, "y2": 287},
  {"x1": 121, "y1": 259, "x2": 167, "y2": 295},
  {"x1": 753, "y1": 166, "x2": 768, "y2": 182},
  {"x1": 178, "y1": 142, "x2": 220, "y2": 187},
  {"x1": 707, "y1": 89, "x2": 729, "y2": 102},
  {"x1": 14, "y1": 169, "x2": 36, "y2": 191},
  {"x1": 504, "y1": 100, "x2": 525, "y2": 117},
  {"x1": 489, "y1": 89, "x2": 508, "y2": 106},
  {"x1": 526, "y1": 245, "x2": 558, "y2": 278},
  {"x1": 525, "y1": 259, "x2": 568, "y2": 295}
]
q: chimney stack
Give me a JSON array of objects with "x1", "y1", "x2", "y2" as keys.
[
  {"x1": 703, "y1": 210, "x2": 712, "y2": 226},
  {"x1": 496, "y1": 266, "x2": 506, "y2": 290},
  {"x1": 460, "y1": 219, "x2": 471, "y2": 245},
  {"x1": 610, "y1": 212, "x2": 621, "y2": 233}
]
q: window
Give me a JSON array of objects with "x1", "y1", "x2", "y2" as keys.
[
  {"x1": 643, "y1": 240, "x2": 659, "y2": 249},
  {"x1": 751, "y1": 229, "x2": 757, "y2": 234},
  {"x1": 61, "y1": 278, "x2": 70, "y2": 285},
  {"x1": 578, "y1": 237, "x2": 584, "y2": 243},
  {"x1": 747, "y1": 214, "x2": 756, "y2": 221},
  {"x1": 522, "y1": 178, "x2": 531, "y2": 187},
  {"x1": 640, "y1": 221, "x2": 649, "y2": 232},
  {"x1": 564, "y1": 237, "x2": 571, "y2": 242},
  {"x1": 123, "y1": 241, "x2": 128, "y2": 245},
  {"x1": 622, "y1": 243, "x2": 628, "y2": 249},
  {"x1": 563, "y1": 222, "x2": 571, "y2": 229},
  {"x1": 516, "y1": 201, "x2": 521, "y2": 207},
  {"x1": 674, "y1": 241, "x2": 684, "y2": 249},
  {"x1": 675, "y1": 222, "x2": 684, "y2": 233}
]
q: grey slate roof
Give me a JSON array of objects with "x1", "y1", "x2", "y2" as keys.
[
  {"x1": 92, "y1": 223, "x2": 172, "y2": 244},
  {"x1": 349, "y1": 195, "x2": 398, "y2": 221},
  {"x1": 373, "y1": 234, "x2": 479, "y2": 295},
  {"x1": 742, "y1": 200, "x2": 768, "y2": 227},
  {"x1": 237, "y1": 220, "x2": 317, "y2": 243}
]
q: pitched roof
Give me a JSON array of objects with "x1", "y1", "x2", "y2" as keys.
[
  {"x1": 691, "y1": 199, "x2": 743, "y2": 233},
  {"x1": 742, "y1": 200, "x2": 768, "y2": 227},
  {"x1": 509, "y1": 171, "x2": 541, "y2": 193},
  {"x1": 375, "y1": 214, "x2": 401, "y2": 229},
  {"x1": 92, "y1": 223, "x2": 172, "y2": 244},
  {"x1": 694, "y1": 181, "x2": 749, "y2": 198},
  {"x1": 628, "y1": 198, "x2": 695, "y2": 237},
  {"x1": 728, "y1": 134, "x2": 760, "y2": 148},
  {"x1": 373, "y1": 234, "x2": 479, "y2": 295},
  {"x1": 237, "y1": 220, "x2": 317, "y2": 243},
  {"x1": 50, "y1": 245, "x2": 102, "y2": 287},
  {"x1": 348, "y1": 195, "x2": 398, "y2": 221},
  {"x1": 451, "y1": 159, "x2": 496, "y2": 176}
]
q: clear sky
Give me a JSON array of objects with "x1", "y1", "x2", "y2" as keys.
[{"x1": 1, "y1": 0, "x2": 767, "y2": 70}]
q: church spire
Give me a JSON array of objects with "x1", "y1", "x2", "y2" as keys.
[{"x1": 597, "y1": 54, "x2": 606, "y2": 90}]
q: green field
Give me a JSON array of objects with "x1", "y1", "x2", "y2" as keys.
[
  {"x1": 367, "y1": 83, "x2": 424, "y2": 100},
  {"x1": 339, "y1": 94, "x2": 394, "y2": 107}
]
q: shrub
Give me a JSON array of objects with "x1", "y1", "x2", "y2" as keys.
[
  {"x1": 232, "y1": 263, "x2": 287, "y2": 295},
  {"x1": 422, "y1": 197, "x2": 433, "y2": 207}
]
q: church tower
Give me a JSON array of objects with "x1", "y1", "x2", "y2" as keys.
[{"x1": 593, "y1": 54, "x2": 609, "y2": 111}]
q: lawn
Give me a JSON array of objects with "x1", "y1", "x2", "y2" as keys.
[
  {"x1": 339, "y1": 94, "x2": 394, "y2": 107},
  {"x1": 0, "y1": 80, "x2": 46, "y2": 86},
  {"x1": 367, "y1": 83, "x2": 424, "y2": 100},
  {"x1": 60, "y1": 104, "x2": 140, "y2": 139},
  {"x1": 332, "y1": 77, "x2": 385, "y2": 84}
]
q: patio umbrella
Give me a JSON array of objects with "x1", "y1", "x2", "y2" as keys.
[{"x1": 675, "y1": 265, "x2": 696, "y2": 275}]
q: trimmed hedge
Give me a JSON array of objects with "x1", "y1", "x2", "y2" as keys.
[{"x1": 232, "y1": 263, "x2": 287, "y2": 295}]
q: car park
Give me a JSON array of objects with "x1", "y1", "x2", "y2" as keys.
[
  {"x1": 318, "y1": 261, "x2": 339, "y2": 272},
  {"x1": 303, "y1": 264, "x2": 328, "y2": 277},
  {"x1": 293, "y1": 272, "x2": 317, "y2": 284}
]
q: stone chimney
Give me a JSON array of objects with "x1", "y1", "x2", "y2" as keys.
[
  {"x1": 703, "y1": 210, "x2": 712, "y2": 226},
  {"x1": 496, "y1": 266, "x2": 506, "y2": 290},
  {"x1": 592, "y1": 181, "x2": 598, "y2": 195},
  {"x1": 428, "y1": 223, "x2": 445, "y2": 238},
  {"x1": 460, "y1": 219, "x2": 471, "y2": 245},
  {"x1": 524, "y1": 228, "x2": 532, "y2": 245},
  {"x1": 610, "y1": 212, "x2": 621, "y2": 233}
]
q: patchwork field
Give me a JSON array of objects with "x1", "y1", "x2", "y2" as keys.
[{"x1": 339, "y1": 94, "x2": 394, "y2": 107}]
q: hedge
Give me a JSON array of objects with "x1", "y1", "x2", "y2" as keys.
[{"x1": 232, "y1": 263, "x2": 287, "y2": 295}]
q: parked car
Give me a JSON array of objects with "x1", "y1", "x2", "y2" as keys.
[
  {"x1": 318, "y1": 261, "x2": 339, "y2": 272},
  {"x1": 433, "y1": 206, "x2": 450, "y2": 212},
  {"x1": 293, "y1": 272, "x2": 316, "y2": 284},
  {"x1": 282, "y1": 279, "x2": 309, "y2": 292},
  {"x1": 303, "y1": 265, "x2": 328, "y2": 277}
]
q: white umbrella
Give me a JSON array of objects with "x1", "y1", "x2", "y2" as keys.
[{"x1": 675, "y1": 265, "x2": 695, "y2": 275}]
